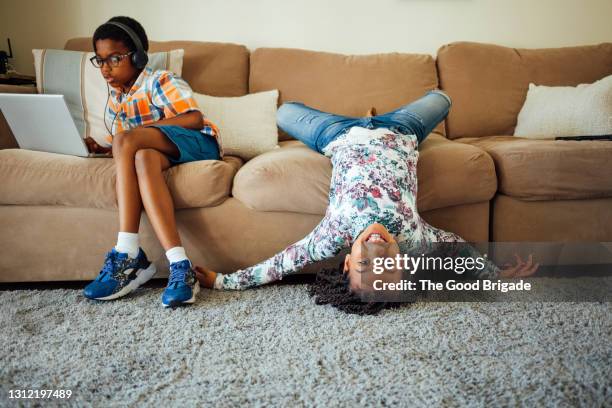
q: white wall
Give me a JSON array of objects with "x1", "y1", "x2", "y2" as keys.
[{"x1": 1, "y1": 0, "x2": 611, "y2": 75}]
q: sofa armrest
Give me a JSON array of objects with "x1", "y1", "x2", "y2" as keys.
[{"x1": 0, "y1": 84, "x2": 37, "y2": 150}]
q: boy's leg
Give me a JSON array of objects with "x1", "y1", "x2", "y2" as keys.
[
  {"x1": 112, "y1": 127, "x2": 179, "y2": 235},
  {"x1": 277, "y1": 102, "x2": 361, "y2": 153},
  {"x1": 112, "y1": 127, "x2": 184, "y2": 249},
  {"x1": 83, "y1": 127, "x2": 179, "y2": 302},
  {"x1": 124, "y1": 126, "x2": 203, "y2": 307},
  {"x1": 373, "y1": 90, "x2": 452, "y2": 142},
  {"x1": 133, "y1": 148, "x2": 181, "y2": 250}
]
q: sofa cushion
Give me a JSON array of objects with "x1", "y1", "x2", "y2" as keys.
[
  {"x1": 232, "y1": 135, "x2": 497, "y2": 215},
  {"x1": 437, "y1": 41, "x2": 612, "y2": 139},
  {"x1": 514, "y1": 75, "x2": 612, "y2": 138},
  {"x1": 193, "y1": 90, "x2": 279, "y2": 160},
  {"x1": 232, "y1": 141, "x2": 332, "y2": 215},
  {"x1": 249, "y1": 47, "x2": 444, "y2": 140},
  {"x1": 457, "y1": 136, "x2": 612, "y2": 200},
  {"x1": 64, "y1": 38, "x2": 249, "y2": 97},
  {"x1": 0, "y1": 149, "x2": 242, "y2": 209}
]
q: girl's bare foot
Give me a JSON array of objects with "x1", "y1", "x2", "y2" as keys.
[{"x1": 194, "y1": 265, "x2": 218, "y2": 288}]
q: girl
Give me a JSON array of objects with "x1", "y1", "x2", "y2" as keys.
[{"x1": 196, "y1": 91, "x2": 537, "y2": 313}]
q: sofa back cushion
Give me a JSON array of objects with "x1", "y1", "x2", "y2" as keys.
[
  {"x1": 64, "y1": 38, "x2": 249, "y2": 97},
  {"x1": 436, "y1": 41, "x2": 612, "y2": 139},
  {"x1": 249, "y1": 47, "x2": 442, "y2": 140}
]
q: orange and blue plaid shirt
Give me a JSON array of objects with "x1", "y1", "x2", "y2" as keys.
[{"x1": 105, "y1": 67, "x2": 222, "y2": 155}]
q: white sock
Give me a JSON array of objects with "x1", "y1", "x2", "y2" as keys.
[
  {"x1": 115, "y1": 232, "x2": 139, "y2": 258},
  {"x1": 166, "y1": 246, "x2": 189, "y2": 264}
]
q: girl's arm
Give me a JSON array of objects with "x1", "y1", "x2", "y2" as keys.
[
  {"x1": 204, "y1": 214, "x2": 350, "y2": 290},
  {"x1": 399, "y1": 221, "x2": 504, "y2": 279},
  {"x1": 399, "y1": 238, "x2": 538, "y2": 279}
]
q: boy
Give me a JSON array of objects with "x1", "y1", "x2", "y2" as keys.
[{"x1": 83, "y1": 16, "x2": 221, "y2": 307}]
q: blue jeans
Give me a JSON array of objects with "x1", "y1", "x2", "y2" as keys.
[{"x1": 276, "y1": 90, "x2": 452, "y2": 153}]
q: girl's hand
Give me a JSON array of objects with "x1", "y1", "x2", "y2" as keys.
[
  {"x1": 84, "y1": 137, "x2": 112, "y2": 155},
  {"x1": 499, "y1": 254, "x2": 539, "y2": 278},
  {"x1": 194, "y1": 265, "x2": 218, "y2": 288}
]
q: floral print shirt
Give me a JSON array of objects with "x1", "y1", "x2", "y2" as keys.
[{"x1": 215, "y1": 127, "x2": 499, "y2": 289}]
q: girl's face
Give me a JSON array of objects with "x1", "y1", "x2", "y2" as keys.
[
  {"x1": 344, "y1": 223, "x2": 401, "y2": 294},
  {"x1": 94, "y1": 39, "x2": 140, "y2": 92}
]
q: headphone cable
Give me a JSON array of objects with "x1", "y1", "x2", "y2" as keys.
[{"x1": 103, "y1": 82, "x2": 120, "y2": 138}]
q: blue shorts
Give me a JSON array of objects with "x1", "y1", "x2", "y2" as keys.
[{"x1": 150, "y1": 125, "x2": 221, "y2": 165}]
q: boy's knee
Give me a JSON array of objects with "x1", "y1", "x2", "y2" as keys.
[
  {"x1": 112, "y1": 130, "x2": 132, "y2": 154},
  {"x1": 134, "y1": 149, "x2": 160, "y2": 173},
  {"x1": 112, "y1": 128, "x2": 150, "y2": 156}
]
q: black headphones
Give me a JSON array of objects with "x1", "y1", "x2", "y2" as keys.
[{"x1": 104, "y1": 20, "x2": 149, "y2": 69}]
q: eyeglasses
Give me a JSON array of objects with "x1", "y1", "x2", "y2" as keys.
[{"x1": 89, "y1": 52, "x2": 133, "y2": 68}]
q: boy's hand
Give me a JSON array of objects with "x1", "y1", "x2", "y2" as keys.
[
  {"x1": 84, "y1": 137, "x2": 112, "y2": 156},
  {"x1": 194, "y1": 265, "x2": 218, "y2": 288},
  {"x1": 499, "y1": 253, "x2": 539, "y2": 278}
]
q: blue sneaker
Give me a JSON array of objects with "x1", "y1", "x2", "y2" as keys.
[
  {"x1": 83, "y1": 248, "x2": 157, "y2": 300},
  {"x1": 162, "y1": 260, "x2": 200, "y2": 307}
]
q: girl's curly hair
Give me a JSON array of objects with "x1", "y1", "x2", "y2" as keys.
[{"x1": 307, "y1": 262, "x2": 405, "y2": 315}]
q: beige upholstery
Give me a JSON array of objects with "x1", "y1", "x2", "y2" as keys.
[
  {"x1": 492, "y1": 195, "x2": 612, "y2": 241},
  {"x1": 249, "y1": 47, "x2": 444, "y2": 140},
  {"x1": 0, "y1": 149, "x2": 242, "y2": 209},
  {"x1": 0, "y1": 199, "x2": 488, "y2": 282},
  {"x1": 233, "y1": 135, "x2": 497, "y2": 215},
  {"x1": 435, "y1": 41, "x2": 612, "y2": 245},
  {"x1": 232, "y1": 140, "x2": 332, "y2": 215},
  {"x1": 437, "y1": 42, "x2": 612, "y2": 139},
  {"x1": 457, "y1": 136, "x2": 612, "y2": 200}
]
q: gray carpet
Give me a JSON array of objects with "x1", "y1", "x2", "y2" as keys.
[{"x1": 0, "y1": 284, "x2": 610, "y2": 407}]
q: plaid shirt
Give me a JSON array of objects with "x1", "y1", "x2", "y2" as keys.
[{"x1": 105, "y1": 67, "x2": 222, "y2": 155}]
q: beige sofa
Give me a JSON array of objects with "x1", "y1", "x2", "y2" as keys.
[
  {"x1": 437, "y1": 42, "x2": 612, "y2": 242},
  {"x1": 0, "y1": 39, "x2": 610, "y2": 282}
]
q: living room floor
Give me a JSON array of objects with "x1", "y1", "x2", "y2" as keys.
[{"x1": 1, "y1": 279, "x2": 610, "y2": 406}]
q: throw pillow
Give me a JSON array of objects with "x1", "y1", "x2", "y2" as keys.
[
  {"x1": 32, "y1": 49, "x2": 184, "y2": 146},
  {"x1": 514, "y1": 74, "x2": 612, "y2": 139},
  {"x1": 193, "y1": 90, "x2": 279, "y2": 160}
]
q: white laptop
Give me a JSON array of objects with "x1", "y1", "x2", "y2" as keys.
[{"x1": 0, "y1": 94, "x2": 108, "y2": 157}]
